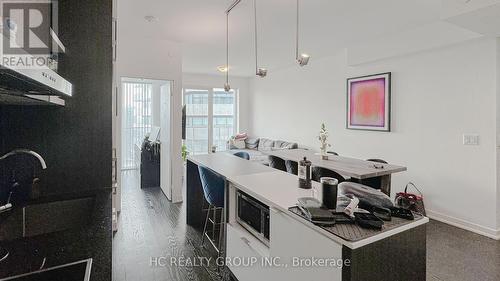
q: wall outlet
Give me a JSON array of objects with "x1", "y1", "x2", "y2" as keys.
[{"x1": 463, "y1": 134, "x2": 480, "y2": 145}]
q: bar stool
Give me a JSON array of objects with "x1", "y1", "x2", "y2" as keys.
[
  {"x1": 268, "y1": 155, "x2": 287, "y2": 172},
  {"x1": 198, "y1": 166, "x2": 225, "y2": 258},
  {"x1": 367, "y1": 158, "x2": 388, "y2": 164},
  {"x1": 311, "y1": 166, "x2": 346, "y2": 183},
  {"x1": 354, "y1": 158, "x2": 389, "y2": 190},
  {"x1": 233, "y1": 151, "x2": 250, "y2": 160},
  {"x1": 285, "y1": 160, "x2": 298, "y2": 175}
]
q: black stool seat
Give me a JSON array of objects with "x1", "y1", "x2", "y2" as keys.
[
  {"x1": 233, "y1": 151, "x2": 250, "y2": 160},
  {"x1": 311, "y1": 166, "x2": 346, "y2": 183},
  {"x1": 268, "y1": 155, "x2": 287, "y2": 172},
  {"x1": 285, "y1": 160, "x2": 298, "y2": 175}
]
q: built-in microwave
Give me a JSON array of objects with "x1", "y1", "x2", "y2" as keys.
[{"x1": 236, "y1": 191, "x2": 270, "y2": 245}]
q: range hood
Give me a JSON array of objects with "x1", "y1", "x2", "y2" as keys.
[
  {"x1": 0, "y1": 66, "x2": 72, "y2": 106},
  {"x1": 0, "y1": 35, "x2": 73, "y2": 106}
]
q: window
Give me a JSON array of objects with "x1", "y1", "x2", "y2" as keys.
[
  {"x1": 183, "y1": 88, "x2": 237, "y2": 155},
  {"x1": 184, "y1": 89, "x2": 209, "y2": 155},
  {"x1": 213, "y1": 89, "x2": 236, "y2": 152},
  {"x1": 122, "y1": 81, "x2": 153, "y2": 169}
]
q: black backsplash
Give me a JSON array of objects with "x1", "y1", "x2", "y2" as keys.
[{"x1": 0, "y1": 0, "x2": 112, "y2": 198}]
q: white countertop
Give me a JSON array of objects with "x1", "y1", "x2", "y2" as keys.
[
  {"x1": 187, "y1": 152, "x2": 274, "y2": 178},
  {"x1": 229, "y1": 170, "x2": 428, "y2": 249},
  {"x1": 268, "y1": 149, "x2": 407, "y2": 179},
  {"x1": 188, "y1": 152, "x2": 428, "y2": 249}
]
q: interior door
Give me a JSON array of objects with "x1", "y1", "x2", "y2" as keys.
[{"x1": 160, "y1": 83, "x2": 172, "y2": 199}]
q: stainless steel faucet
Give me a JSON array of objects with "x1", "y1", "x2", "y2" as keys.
[
  {"x1": 0, "y1": 149, "x2": 47, "y2": 263},
  {"x1": 0, "y1": 149, "x2": 47, "y2": 169}
]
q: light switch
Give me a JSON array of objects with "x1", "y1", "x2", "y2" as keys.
[{"x1": 463, "y1": 134, "x2": 479, "y2": 145}]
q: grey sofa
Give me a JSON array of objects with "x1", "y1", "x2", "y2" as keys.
[{"x1": 229, "y1": 137, "x2": 298, "y2": 165}]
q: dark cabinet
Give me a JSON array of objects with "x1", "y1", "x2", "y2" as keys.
[{"x1": 140, "y1": 141, "x2": 160, "y2": 189}]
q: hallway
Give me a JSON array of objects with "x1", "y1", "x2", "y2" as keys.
[{"x1": 112, "y1": 170, "x2": 221, "y2": 281}]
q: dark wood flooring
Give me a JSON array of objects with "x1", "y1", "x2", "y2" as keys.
[
  {"x1": 112, "y1": 170, "x2": 222, "y2": 281},
  {"x1": 113, "y1": 170, "x2": 500, "y2": 281}
]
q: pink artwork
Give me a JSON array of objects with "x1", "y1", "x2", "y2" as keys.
[{"x1": 347, "y1": 73, "x2": 391, "y2": 131}]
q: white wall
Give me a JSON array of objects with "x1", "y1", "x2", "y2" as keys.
[
  {"x1": 183, "y1": 73, "x2": 252, "y2": 133},
  {"x1": 249, "y1": 38, "x2": 499, "y2": 238},
  {"x1": 116, "y1": 34, "x2": 183, "y2": 203},
  {"x1": 151, "y1": 80, "x2": 169, "y2": 128},
  {"x1": 497, "y1": 37, "x2": 500, "y2": 232}
]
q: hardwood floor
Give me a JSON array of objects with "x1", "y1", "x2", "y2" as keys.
[
  {"x1": 113, "y1": 169, "x2": 500, "y2": 281},
  {"x1": 112, "y1": 170, "x2": 222, "y2": 281}
]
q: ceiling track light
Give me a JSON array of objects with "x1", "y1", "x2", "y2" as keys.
[
  {"x1": 217, "y1": 65, "x2": 228, "y2": 73},
  {"x1": 254, "y1": 0, "x2": 267, "y2": 77},
  {"x1": 256, "y1": 68, "x2": 267, "y2": 77},
  {"x1": 296, "y1": 0, "x2": 310, "y2": 67}
]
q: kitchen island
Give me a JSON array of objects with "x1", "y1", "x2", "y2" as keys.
[{"x1": 187, "y1": 152, "x2": 428, "y2": 281}]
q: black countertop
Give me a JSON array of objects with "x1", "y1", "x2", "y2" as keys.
[{"x1": 0, "y1": 188, "x2": 112, "y2": 280}]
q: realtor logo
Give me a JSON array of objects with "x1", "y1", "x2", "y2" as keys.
[{"x1": 1, "y1": 0, "x2": 65, "y2": 69}]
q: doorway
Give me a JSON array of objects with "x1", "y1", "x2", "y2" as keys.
[{"x1": 120, "y1": 77, "x2": 172, "y2": 198}]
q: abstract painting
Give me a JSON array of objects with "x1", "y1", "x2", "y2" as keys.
[{"x1": 347, "y1": 72, "x2": 391, "y2": 131}]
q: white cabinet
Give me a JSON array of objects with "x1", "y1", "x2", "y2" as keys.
[
  {"x1": 226, "y1": 209, "x2": 343, "y2": 281},
  {"x1": 269, "y1": 208, "x2": 343, "y2": 281},
  {"x1": 226, "y1": 223, "x2": 271, "y2": 281},
  {"x1": 227, "y1": 180, "x2": 343, "y2": 281}
]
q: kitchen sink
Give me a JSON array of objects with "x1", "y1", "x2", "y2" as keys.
[
  {"x1": 0, "y1": 196, "x2": 94, "y2": 241},
  {"x1": 0, "y1": 258, "x2": 92, "y2": 281},
  {"x1": 23, "y1": 197, "x2": 94, "y2": 238}
]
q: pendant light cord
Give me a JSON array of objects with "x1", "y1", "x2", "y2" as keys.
[
  {"x1": 224, "y1": 0, "x2": 242, "y2": 90},
  {"x1": 296, "y1": 0, "x2": 299, "y2": 60},
  {"x1": 226, "y1": 12, "x2": 229, "y2": 85},
  {"x1": 254, "y1": 0, "x2": 258, "y2": 73}
]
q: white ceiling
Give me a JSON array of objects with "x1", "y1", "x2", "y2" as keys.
[{"x1": 118, "y1": 0, "x2": 500, "y2": 77}]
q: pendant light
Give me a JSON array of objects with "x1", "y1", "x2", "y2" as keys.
[
  {"x1": 254, "y1": 0, "x2": 267, "y2": 77},
  {"x1": 224, "y1": 12, "x2": 231, "y2": 92},
  {"x1": 296, "y1": 0, "x2": 310, "y2": 66}
]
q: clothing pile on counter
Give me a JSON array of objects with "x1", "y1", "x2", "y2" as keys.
[{"x1": 289, "y1": 182, "x2": 420, "y2": 241}]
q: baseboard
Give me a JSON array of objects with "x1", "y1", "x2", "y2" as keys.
[{"x1": 426, "y1": 209, "x2": 500, "y2": 240}]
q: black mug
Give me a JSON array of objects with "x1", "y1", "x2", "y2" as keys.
[{"x1": 321, "y1": 177, "x2": 338, "y2": 209}]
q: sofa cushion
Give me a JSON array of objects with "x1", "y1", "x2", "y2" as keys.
[
  {"x1": 234, "y1": 139, "x2": 246, "y2": 149},
  {"x1": 245, "y1": 138, "x2": 260, "y2": 149},
  {"x1": 284, "y1": 142, "x2": 298, "y2": 149},
  {"x1": 258, "y1": 138, "x2": 275, "y2": 151},
  {"x1": 273, "y1": 140, "x2": 286, "y2": 149},
  {"x1": 274, "y1": 140, "x2": 298, "y2": 150},
  {"x1": 229, "y1": 138, "x2": 246, "y2": 149}
]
